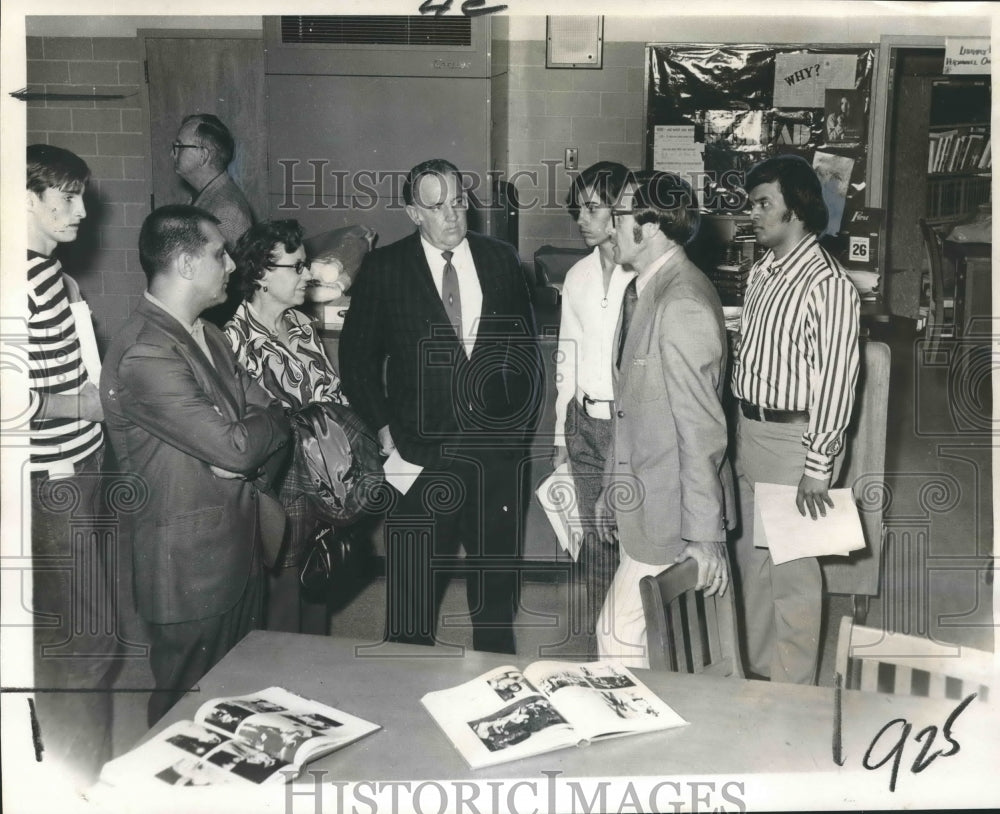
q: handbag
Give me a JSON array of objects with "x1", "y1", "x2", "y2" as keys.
[
  {"x1": 299, "y1": 525, "x2": 360, "y2": 604},
  {"x1": 289, "y1": 401, "x2": 384, "y2": 527}
]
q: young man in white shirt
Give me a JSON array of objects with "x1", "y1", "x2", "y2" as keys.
[{"x1": 552, "y1": 162, "x2": 636, "y2": 656}]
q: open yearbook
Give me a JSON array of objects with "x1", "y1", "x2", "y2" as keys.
[
  {"x1": 421, "y1": 661, "x2": 687, "y2": 769},
  {"x1": 99, "y1": 687, "x2": 380, "y2": 787}
]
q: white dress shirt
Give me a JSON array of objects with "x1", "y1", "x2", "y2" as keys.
[
  {"x1": 420, "y1": 235, "x2": 483, "y2": 356},
  {"x1": 554, "y1": 247, "x2": 636, "y2": 444},
  {"x1": 634, "y1": 243, "x2": 682, "y2": 296}
]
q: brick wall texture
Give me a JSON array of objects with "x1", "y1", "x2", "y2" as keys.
[
  {"x1": 504, "y1": 41, "x2": 646, "y2": 262},
  {"x1": 25, "y1": 35, "x2": 647, "y2": 338},
  {"x1": 27, "y1": 36, "x2": 149, "y2": 349}
]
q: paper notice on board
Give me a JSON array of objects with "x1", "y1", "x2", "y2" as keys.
[
  {"x1": 944, "y1": 37, "x2": 991, "y2": 75},
  {"x1": 813, "y1": 151, "x2": 855, "y2": 235},
  {"x1": 773, "y1": 53, "x2": 858, "y2": 108},
  {"x1": 703, "y1": 110, "x2": 766, "y2": 148},
  {"x1": 652, "y1": 125, "x2": 704, "y2": 205}
]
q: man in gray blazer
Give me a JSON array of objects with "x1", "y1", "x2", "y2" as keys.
[
  {"x1": 101, "y1": 205, "x2": 290, "y2": 724},
  {"x1": 596, "y1": 171, "x2": 735, "y2": 667}
]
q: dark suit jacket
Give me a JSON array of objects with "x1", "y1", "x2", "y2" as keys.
[
  {"x1": 610, "y1": 248, "x2": 736, "y2": 566},
  {"x1": 339, "y1": 230, "x2": 542, "y2": 468},
  {"x1": 101, "y1": 299, "x2": 290, "y2": 625}
]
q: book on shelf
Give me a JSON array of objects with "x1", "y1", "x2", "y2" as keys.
[
  {"x1": 978, "y1": 137, "x2": 992, "y2": 170},
  {"x1": 928, "y1": 126, "x2": 991, "y2": 174},
  {"x1": 421, "y1": 660, "x2": 688, "y2": 769},
  {"x1": 98, "y1": 687, "x2": 380, "y2": 787}
]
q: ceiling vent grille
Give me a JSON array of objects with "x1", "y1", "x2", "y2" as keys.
[{"x1": 279, "y1": 16, "x2": 473, "y2": 47}]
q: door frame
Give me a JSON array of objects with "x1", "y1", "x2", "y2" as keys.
[
  {"x1": 138, "y1": 28, "x2": 262, "y2": 213},
  {"x1": 869, "y1": 35, "x2": 949, "y2": 289}
]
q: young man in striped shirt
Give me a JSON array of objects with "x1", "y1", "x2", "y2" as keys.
[
  {"x1": 731, "y1": 154, "x2": 860, "y2": 685},
  {"x1": 26, "y1": 144, "x2": 120, "y2": 782}
]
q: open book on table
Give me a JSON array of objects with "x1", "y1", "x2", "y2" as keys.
[
  {"x1": 99, "y1": 687, "x2": 379, "y2": 787},
  {"x1": 421, "y1": 661, "x2": 687, "y2": 769}
]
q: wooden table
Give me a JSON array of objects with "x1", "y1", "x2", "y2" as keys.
[{"x1": 138, "y1": 631, "x2": 998, "y2": 810}]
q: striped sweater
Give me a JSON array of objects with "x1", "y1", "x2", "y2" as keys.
[{"x1": 28, "y1": 250, "x2": 103, "y2": 468}]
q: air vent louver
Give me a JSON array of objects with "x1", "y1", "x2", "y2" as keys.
[{"x1": 280, "y1": 16, "x2": 473, "y2": 47}]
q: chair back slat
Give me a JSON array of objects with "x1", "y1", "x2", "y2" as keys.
[
  {"x1": 835, "y1": 615, "x2": 994, "y2": 701},
  {"x1": 640, "y1": 577, "x2": 670, "y2": 671},
  {"x1": 639, "y1": 553, "x2": 744, "y2": 678},
  {"x1": 893, "y1": 665, "x2": 914, "y2": 695},
  {"x1": 683, "y1": 592, "x2": 705, "y2": 673},
  {"x1": 927, "y1": 671, "x2": 947, "y2": 698},
  {"x1": 860, "y1": 660, "x2": 880, "y2": 693},
  {"x1": 702, "y1": 594, "x2": 722, "y2": 672}
]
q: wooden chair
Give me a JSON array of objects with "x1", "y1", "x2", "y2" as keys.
[
  {"x1": 639, "y1": 554, "x2": 744, "y2": 677},
  {"x1": 835, "y1": 615, "x2": 994, "y2": 701},
  {"x1": 918, "y1": 218, "x2": 957, "y2": 355},
  {"x1": 822, "y1": 340, "x2": 890, "y2": 624}
]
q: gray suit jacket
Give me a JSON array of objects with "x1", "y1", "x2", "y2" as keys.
[
  {"x1": 101, "y1": 299, "x2": 290, "y2": 624},
  {"x1": 609, "y1": 247, "x2": 735, "y2": 565}
]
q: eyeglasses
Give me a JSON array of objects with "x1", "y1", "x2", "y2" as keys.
[
  {"x1": 268, "y1": 260, "x2": 310, "y2": 275},
  {"x1": 170, "y1": 142, "x2": 203, "y2": 154},
  {"x1": 610, "y1": 208, "x2": 635, "y2": 226}
]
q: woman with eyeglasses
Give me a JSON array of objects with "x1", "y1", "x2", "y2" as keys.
[{"x1": 224, "y1": 218, "x2": 348, "y2": 635}]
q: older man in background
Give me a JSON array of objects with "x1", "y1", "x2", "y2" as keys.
[{"x1": 172, "y1": 113, "x2": 254, "y2": 250}]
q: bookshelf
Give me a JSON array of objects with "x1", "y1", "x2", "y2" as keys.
[
  {"x1": 690, "y1": 214, "x2": 763, "y2": 307},
  {"x1": 885, "y1": 49, "x2": 991, "y2": 318},
  {"x1": 925, "y1": 78, "x2": 991, "y2": 223}
]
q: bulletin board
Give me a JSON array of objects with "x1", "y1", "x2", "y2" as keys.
[{"x1": 644, "y1": 44, "x2": 877, "y2": 250}]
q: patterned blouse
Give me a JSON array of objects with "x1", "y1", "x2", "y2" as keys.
[{"x1": 224, "y1": 301, "x2": 347, "y2": 412}]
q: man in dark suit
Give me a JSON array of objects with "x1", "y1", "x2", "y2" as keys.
[
  {"x1": 101, "y1": 205, "x2": 290, "y2": 724},
  {"x1": 596, "y1": 172, "x2": 735, "y2": 667},
  {"x1": 339, "y1": 158, "x2": 543, "y2": 654}
]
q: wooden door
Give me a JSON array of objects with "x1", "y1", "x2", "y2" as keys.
[{"x1": 142, "y1": 32, "x2": 266, "y2": 218}]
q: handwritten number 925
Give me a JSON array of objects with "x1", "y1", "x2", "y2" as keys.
[
  {"x1": 863, "y1": 692, "x2": 976, "y2": 792},
  {"x1": 419, "y1": 0, "x2": 509, "y2": 17}
]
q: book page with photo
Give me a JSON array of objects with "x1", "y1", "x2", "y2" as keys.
[
  {"x1": 421, "y1": 662, "x2": 686, "y2": 769},
  {"x1": 98, "y1": 687, "x2": 380, "y2": 788},
  {"x1": 522, "y1": 661, "x2": 688, "y2": 743}
]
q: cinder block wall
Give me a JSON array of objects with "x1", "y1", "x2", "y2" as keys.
[
  {"x1": 26, "y1": 34, "x2": 645, "y2": 332},
  {"x1": 26, "y1": 36, "x2": 149, "y2": 350},
  {"x1": 505, "y1": 41, "x2": 646, "y2": 262}
]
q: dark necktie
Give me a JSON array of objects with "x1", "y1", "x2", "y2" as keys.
[
  {"x1": 441, "y1": 250, "x2": 462, "y2": 341},
  {"x1": 616, "y1": 277, "x2": 638, "y2": 370}
]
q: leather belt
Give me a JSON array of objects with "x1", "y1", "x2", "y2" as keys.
[
  {"x1": 739, "y1": 400, "x2": 809, "y2": 423},
  {"x1": 580, "y1": 393, "x2": 613, "y2": 420}
]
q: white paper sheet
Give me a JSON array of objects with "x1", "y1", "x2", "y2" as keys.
[
  {"x1": 382, "y1": 448, "x2": 423, "y2": 496},
  {"x1": 69, "y1": 300, "x2": 101, "y2": 382},
  {"x1": 752, "y1": 483, "x2": 866, "y2": 565},
  {"x1": 652, "y1": 125, "x2": 704, "y2": 205},
  {"x1": 535, "y1": 463, "x2": 583, "y2": 561},
  {"x1": 773, "y1": 53, "x2": 858, "y2": 108}
]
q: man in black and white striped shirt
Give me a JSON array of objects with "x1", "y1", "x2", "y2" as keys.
[
  {"x1": 731, "y1": 155, "x2": 860, "y2": 685},
  {"x1": 26, "y1": 144, "x2": 119, "y2": 782}
]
